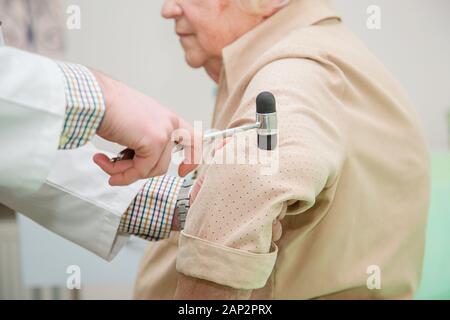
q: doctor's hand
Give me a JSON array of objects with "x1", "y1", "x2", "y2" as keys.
[{"x1": 91, "y1": 70, "x2": 193, "y2": 186}]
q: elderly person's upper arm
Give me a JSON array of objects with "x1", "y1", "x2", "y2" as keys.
[{"x1": 177, "y1": 57, "x2": 348, "y2": 290}]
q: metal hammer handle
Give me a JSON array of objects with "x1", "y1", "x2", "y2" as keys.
[{"x1": 111, "y1": 122, "x2": 262, "y2": 162}]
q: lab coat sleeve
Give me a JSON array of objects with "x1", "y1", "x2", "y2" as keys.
[
  {"x1": 0, "y1": 46, "x2": 66, "y2": 192},
  {"x1": 0, "y1": 142, "x2": 147, "y2": 261}
]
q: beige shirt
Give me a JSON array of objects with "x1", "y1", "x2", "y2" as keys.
[{"x1": 135, "y1": 0, "x2": 430, "y2": 299}]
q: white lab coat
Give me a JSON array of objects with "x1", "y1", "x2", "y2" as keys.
[
  {"x1": 0, "y1": 32, "x2": 146, "y2": 260},
  {"x1": 0, "y1": 46, "x2": 65, "y2": 192},
  {"x1": 0, "y1": 143, "x2": 145, "y2": 260}
]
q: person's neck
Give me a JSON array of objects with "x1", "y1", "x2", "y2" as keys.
[{"x1": 204, "y1": 58, "x2": 223, "y2": 83}]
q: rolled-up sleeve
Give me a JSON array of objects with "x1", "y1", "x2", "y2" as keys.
[{"x1": 176, "y1": 58, "x2": 347, "y2": 289}]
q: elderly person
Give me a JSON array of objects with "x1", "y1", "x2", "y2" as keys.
[{"x1": 134, "y1": 0, "x2": 430, "y2": 299}]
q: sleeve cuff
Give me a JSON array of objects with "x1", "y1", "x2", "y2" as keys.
[
  {"x1": 119, "y1": 176, "x2": 183, "y2": 241},
  {"x1": 56, "y1": 62, "x2": 106, "y2": 149},
  {"x1": 176, "y1": 231, "x2": 278, "y2": 290}
]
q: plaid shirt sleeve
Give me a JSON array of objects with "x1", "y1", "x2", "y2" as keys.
[
  {"x1": 57, "y1": 62, "x2": 105, "y2": 150},
  {"x1": 119, "y1": 175, "x2": 184, "y2": 241},
  {"x1": 56, "y1": 62, "x2": 182, "y2": 241}
]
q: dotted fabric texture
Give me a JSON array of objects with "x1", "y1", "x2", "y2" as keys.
[{"x1": 184, "y1": 58, "x2": 346, "y2": 255}]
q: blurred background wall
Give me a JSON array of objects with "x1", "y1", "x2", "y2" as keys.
[{"x1": 0, "y1": 0, "x2": 449, "y2": 299}]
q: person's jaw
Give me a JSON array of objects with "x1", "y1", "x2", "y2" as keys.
[
  {"x1": 182, "y1": 44, "x2": 223, "y2": 83},
  {"x1": 203, "y1": 57, "x2": 223, "y2": 83}
]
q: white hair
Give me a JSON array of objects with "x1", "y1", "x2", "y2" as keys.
[{"x1": 238, "y1": 0, "x2": 291, "y2": 14}]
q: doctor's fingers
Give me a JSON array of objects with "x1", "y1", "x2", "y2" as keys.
[
  {"x1": 189, "y1": 176, "x2": 205, "y2": 205},
  {"x1": 175, "y1": 131, "x2": 202, "y2": 177},
  {"x1": 178, "y1": 137, "x2": 231, "y2": 177},
  {"x1": 178, "y1": 163, "x2": 198, "y2": 178},
  {"x1": 272, "y1": 220, "x2": 283, "y2": 242},
  {"x1": 93, "y1": 153, "x2": 134, "y2": 175},
  {"x1": 146, "y1": 139, "x2": 174, "y2": 178},
  {"x1": 108, "y1": 141, "x2": 173, "y2": 186},
  {"x1": 108, "y1": 162, "x2": 147, "y2": 186},
  {"x1": 177, "y1": 141, "x2": 203, "y2": 177}
]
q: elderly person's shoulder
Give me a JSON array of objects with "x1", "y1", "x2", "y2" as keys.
[
  {"x1": 243, "y1": 21, "x2": 353, "y2": 93},
  {"x1": 268, "y1": 20, "x2": 345, "y2": 59},
  {"x1": 243, "y1": 17, "x2": 386, "y2": 108},
  {"x1": 242, "y1": 21, "x2": 348, "y2": 108}
]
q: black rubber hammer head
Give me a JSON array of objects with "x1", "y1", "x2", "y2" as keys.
[{"x1": 256, "y1": 92, "x2": 278, "y2": 151}]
